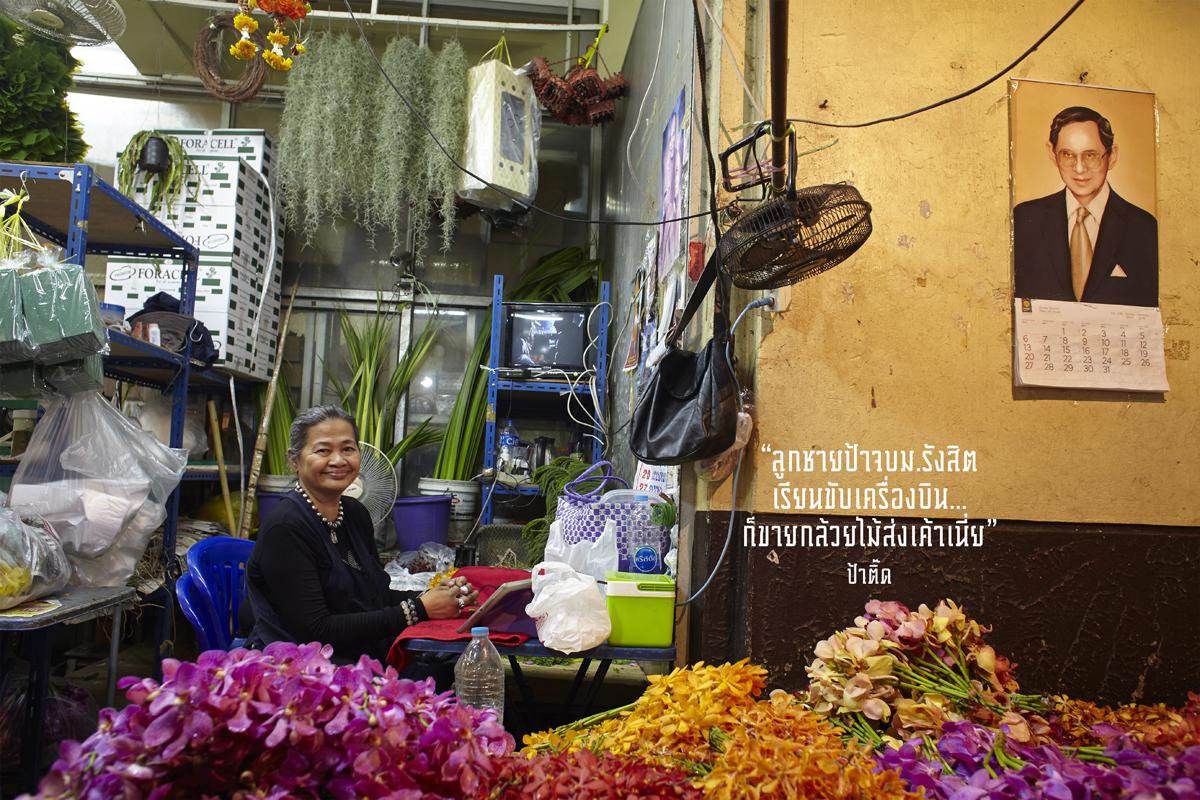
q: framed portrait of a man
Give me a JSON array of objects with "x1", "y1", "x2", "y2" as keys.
[{"x1": 1010, "y1": 79, "x2": 1158, "y2": 308}]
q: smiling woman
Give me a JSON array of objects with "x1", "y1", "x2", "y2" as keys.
[{"x1": 241, "y1": 405, "x2": 479, "y2": 679}]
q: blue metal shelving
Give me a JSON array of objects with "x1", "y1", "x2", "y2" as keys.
[
  {"x1": 0, "y1": 161, "x2": 234, "y2": 679},
  {"x1": 480, "y1": 275, "x2": 610, "y2": 523}
]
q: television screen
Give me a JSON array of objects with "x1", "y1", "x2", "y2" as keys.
[{"x1": 502, "y1": 303, "x2": 596, "y2": 374}]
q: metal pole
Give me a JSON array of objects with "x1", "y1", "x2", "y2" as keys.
[{"x1": 769, "y1": 0, "x2": 789, "y2": 194}]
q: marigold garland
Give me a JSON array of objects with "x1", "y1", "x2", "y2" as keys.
[
  {"x1": 262, "y1": 49, "x2": 292, "y2": 71},
  {"x1": 229, "y1": 39, "x2": 257, "y2": 60}
]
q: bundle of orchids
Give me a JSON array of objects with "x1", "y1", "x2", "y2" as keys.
[
  {"x1": 803, "y1": 599, "x2": 1053, "y2": 747},
  {"x1": 230, "y1": 0, "x2": 311, "y2": 71}
]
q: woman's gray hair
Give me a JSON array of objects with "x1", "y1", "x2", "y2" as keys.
[{"x1": 287, "y1": 405, "x2": 360, "y2": 466}]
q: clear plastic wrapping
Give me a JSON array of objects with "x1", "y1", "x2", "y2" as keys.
[
  {"x1": 695, "y1": 392, "x2": 756, "y2": 483},
  {"x1": 7, "y1": 391, "x2": 187, "y2": 585},
  {"x1": 19, "y1": 261, "x2": 109, "y2": 366},
  {"x1": 457, "y1": 59, "x2": 541, "y2": 210},
  {"x1": 45, "y1": 354, "x2": 105, "y2": 395},
  {"x1": 0, "y1": 508, "x2": 70, "y2": 610},
  {"x1": 0, "y1": 675, "x2": 98, "y2": 770},
  {"x1": 0, "y1": 253, "x2": 38, "y2": 364}
]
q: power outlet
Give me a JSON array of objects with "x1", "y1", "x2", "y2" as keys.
[{"x1": 765, "y1": 285, "x2": 791, "y2": 315}]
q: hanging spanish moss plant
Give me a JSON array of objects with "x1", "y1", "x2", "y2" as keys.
[
  {"x1": 276, "y1": 30, "x2": 327, "y2": 244},
  {"x1": 370, "y1": 37, "x2": 432, "y2": 251},
  {"x1": 278, "y1": 32, "x2": 468, "y2": 255},
  {"x1": 277, "y1": 32, "x2": 379, "y2": 245},
  {"x1": 425, "y1": 39, "x2": 468, "y2": 253}
]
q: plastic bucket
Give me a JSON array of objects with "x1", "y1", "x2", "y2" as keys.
[
  {"x1": 417, "y1": 477, "x2": 480, "y2": 520},
  {"x1": 259, "y1": 474, "x2": 295, "y2": 493},
  {"x1": 257, "y1": 491, "x2": 286, "y2": 524},
  {"x1": 392, "y1": 496, "x2": 451, "y2": 551}
]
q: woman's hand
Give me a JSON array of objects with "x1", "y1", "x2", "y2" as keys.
[{"x1": 418, "y1": 579, "x2": 480, "y2": 620}]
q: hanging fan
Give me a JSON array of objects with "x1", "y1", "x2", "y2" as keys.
[
  {"x1": 0, "y1": 0, "x2": 126, "y2": 46},
  {"x1": 714, "y1": 0, "x2": 872, "y2": 291},
  {"x1": 343, "y1": 442, "x2": 398, "y2": 526},
  {"x1": 717, "y1": 122, "x2": 872, "y2": 290}
]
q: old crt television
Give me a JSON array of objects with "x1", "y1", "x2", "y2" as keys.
[{"x1": 501, "y1": 302, "x2": 599, "y2": 376}]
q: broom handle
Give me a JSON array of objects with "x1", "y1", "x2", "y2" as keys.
[
  {"x1": 208, "y1": 399, "x2": 237, "y2": 536},
  {"x1": 238, "y1": 281, "x2": 300, "y2": 539}
]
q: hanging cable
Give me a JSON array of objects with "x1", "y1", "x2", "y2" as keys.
[
  {"x1": 674, "y1": 295, "x2": 772, "y2": 607},
  {"x1": 342, "y1": 0, "x2": 732, "y2": 229},
  {"x1": 788, "y1": 0, "x2": 1087, "y2": 129}
]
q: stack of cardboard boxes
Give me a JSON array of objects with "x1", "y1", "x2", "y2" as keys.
[{"x1": 104, "y1": 130, "x2": 282, "y2": 380}]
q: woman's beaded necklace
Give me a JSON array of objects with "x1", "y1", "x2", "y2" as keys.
[{"x1": 296, "y1": 482, "x2": 344, "y2": 544}]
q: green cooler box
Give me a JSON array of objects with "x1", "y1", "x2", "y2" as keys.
[{"x1": 605, "y1": 571, "x2": 676, "y2": 647}]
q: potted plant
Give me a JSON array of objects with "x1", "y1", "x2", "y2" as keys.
[
  {"x1": 117, "y1": 130, "x2": 197, "y2": 216},
  {"x1": 328, "y1": 288, "x2": 444, "y2": 472}
]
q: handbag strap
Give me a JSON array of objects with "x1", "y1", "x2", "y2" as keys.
[
  {"x1": 666, "y1": 251, "x2": 731, "y2": 348},
  {"x1": 563, "y1": 461, "x2": 630, "y2": 503}
]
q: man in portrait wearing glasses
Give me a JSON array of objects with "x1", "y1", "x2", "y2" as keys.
[{"x1": 1013, "y1": 106, "x2": 1158, "y2": 307}]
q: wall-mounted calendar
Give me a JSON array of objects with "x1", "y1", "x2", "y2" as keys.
[{"x1": 1013, "y1": 299, "x2": 1169, "y2": 392}]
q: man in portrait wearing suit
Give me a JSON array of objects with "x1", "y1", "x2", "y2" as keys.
[{"x1": 1013, "y1": 106, "x2": 1158, "y2": 307}]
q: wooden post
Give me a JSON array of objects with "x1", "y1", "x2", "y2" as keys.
[{"x1": 208, "y1": 399, "x2": 237, "y2": 536}]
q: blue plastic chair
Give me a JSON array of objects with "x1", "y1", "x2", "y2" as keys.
[
  {"x1": 176, "y1": 572, "x2": 225, "y2": 652},
  {"x1": 186, "y1": 536, "x2": 254, "y2": 651}
]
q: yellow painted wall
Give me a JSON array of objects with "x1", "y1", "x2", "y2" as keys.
[{"x1": 708, "y1": 0, "x2": 1200, "y2": 526}]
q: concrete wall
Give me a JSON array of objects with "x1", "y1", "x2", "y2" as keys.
[
  {"x1": 684, "y1": 0, "x2": 1200, "y2": 706},
  {"x1": 709, "y1": 0, "x2": 1200, "y2": 527}
]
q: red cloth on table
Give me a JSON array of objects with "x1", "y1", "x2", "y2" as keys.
[{"x1": 386, "y1": 566, "x2": 532, "y2": 670}]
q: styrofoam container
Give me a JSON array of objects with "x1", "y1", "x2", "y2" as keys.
[{"x1": 604, "y1": 571, "x2": 675, "y2": 647}]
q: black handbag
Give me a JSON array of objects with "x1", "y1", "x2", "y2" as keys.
[{"x1": 629, "y1": 253, "x2": 738, "y2": 466}]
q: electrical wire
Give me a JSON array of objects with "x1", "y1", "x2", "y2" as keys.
[
  {"x1": 674, "y1": 295, "x2": 772, "y2": 607},
  {"x1": 788, "y1": 0, "x2": 1087, "y2": 129},
  {"x1": 341, "y1": 0, "x2": 732, "y2": 230}
]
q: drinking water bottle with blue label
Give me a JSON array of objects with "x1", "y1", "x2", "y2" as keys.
[
  {"x1": 496, "y1": 420, "x2": 519, "y2": 474},
  {"x1": 629, "y1": 495, "x2": 661, "y2": 573}
]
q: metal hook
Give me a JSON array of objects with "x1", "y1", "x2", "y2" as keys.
[{"x1": 18, "y1": 171, "x2": 29, "y2": 193}]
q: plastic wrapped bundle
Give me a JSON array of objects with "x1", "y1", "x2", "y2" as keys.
[
  {"x1": 0, "y1": 360, "x2": 46, "y2": 400},
  {"x1": 7, "y1": 391, "x2": 187, "y2": 584},
  {"x1": 457, "y1": 59, "x2": 541, "y2": 211},
  {"x1": 20, "y1": 263, "x2": 108, "y2": 365},
  {"x1": 44, "y1": 354, "x2": 105, "y2": 395},
  {"x1": 0, "y1": 259, "x2": 38, "y2": 364},
  {"x1": 0, "y1": 507, "x2": 71, "y2": 610}
]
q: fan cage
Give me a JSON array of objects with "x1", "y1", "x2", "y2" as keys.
[
  {"x1": 720, "y1": 184, "x2": 873, "y2": 290},
  {"x1": 2, "y1": 0, "x2": 127, "y2": 45}
]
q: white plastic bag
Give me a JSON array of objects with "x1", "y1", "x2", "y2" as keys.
[
  {"x1": 544, "y1": 518, "x2": 619, "y2": 589},
  {"x1": 525, "y1": 561, "x2": 611, "y2": 654}
]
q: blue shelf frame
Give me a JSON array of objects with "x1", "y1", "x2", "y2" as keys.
[
  {"x1": 0, "y1": 161, "x2": 229, "y2": 680},
  {"x1": 480, "y1": 275, "x2": 610, "y2": 524}
]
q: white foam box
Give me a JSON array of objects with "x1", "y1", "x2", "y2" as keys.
[
  {"x1": 207, "y1": 129, "x2": 275, "y2": 190},
  {"x1": 105, "y1": 254, "x2": 238, "y2": 314}
]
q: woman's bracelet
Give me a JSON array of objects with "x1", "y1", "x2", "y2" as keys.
[{"x1": 401, "y1": 599, "x2": 419, "y2": 628}]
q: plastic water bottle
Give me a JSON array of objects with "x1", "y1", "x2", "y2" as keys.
[
  {"x1": 629, "y1": 495, "x2": 661, "y2": 573},
  {"x1": 497, "y1": 420, "x2": 520, "y2": 474},
  {"x1": 454, "y1": 627, "x2": 505, "y2": 715}
]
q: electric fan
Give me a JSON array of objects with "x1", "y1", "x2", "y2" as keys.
[
  {"x1": 717, "y1": 122, "x2": 872, "y2": 290},
  {"x1": 0, "y1": 0, "x2": 126, "y2": 45},
  {"x1": 343, "y1": 442, "x2": 398, "y2": 526}
]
